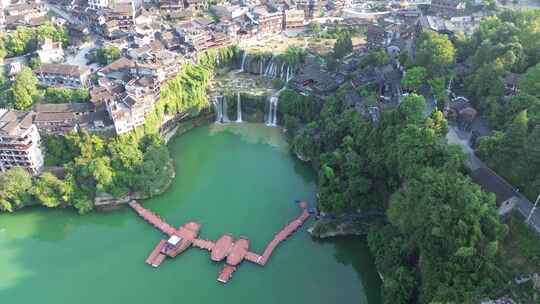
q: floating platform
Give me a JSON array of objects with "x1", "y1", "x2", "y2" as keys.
[
  {"x1": 218, "y1": 264, "x2": 237, "y2": 283},
  {"x1": 145, "y1": 240, "x2": 167, "y2": 267},
  {"x1": 130, "y1": 200, "x2": 311, "y2": 283}
]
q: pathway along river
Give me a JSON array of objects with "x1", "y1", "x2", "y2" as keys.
[{"x1": 0, "y1": 124, "x2": 381, "y2": 304}]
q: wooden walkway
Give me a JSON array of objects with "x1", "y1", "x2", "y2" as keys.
[
  {"x1": 129, "y1": 201, "x2": 176, "y2": 236},
  {"x1": 129, "y1": 200, "x2": 311, "y2": 283},
  {"x1": 192, "y1": 239, "x2": 215, "y2": 251},
  {"x1": 255, "y1": 209, "x2": 310, "y2": 266}
]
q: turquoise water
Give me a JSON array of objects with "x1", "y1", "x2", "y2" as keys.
[{"x1": 0, "y1": 124, "x2": 381, "y2": 303}]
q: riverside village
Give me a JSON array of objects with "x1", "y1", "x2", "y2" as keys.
[{"x1": 1, "y1": 0, "x2": 540, "y2": 303}]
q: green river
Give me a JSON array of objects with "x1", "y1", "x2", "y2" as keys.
[{"x1": 0, "y1": 124, "x2": 381, "y2": 304}]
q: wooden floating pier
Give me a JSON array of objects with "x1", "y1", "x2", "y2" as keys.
[{"x1": 128, "y1": 200, "x2": 311, "y2": 284}]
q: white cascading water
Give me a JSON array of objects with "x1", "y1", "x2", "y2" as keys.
[
  {"x1": 213, "y1": 96, "x2": 223, "y2": 123},
  {"x1": 271, "y1": 96, "x2": 278, "y2": 126},
  {"x1": 264, "y1": 56, "x2": 273, "y2": 76},
  {"x1": 222, "y1": 96, "x2": 230, "y2": 123},
  {"x1": 259, "y1": 60, "x2": 263, "y2": 75},
  {"x1": 266, "y1": 96, "x2": 279, "y2": 126},
  {"x1": 286, "y1": 66, "x2": 291, "y2": 82},
  {"x1": 236, "y1": 92, "x2": 243, "y2": 123},
  {"x1": 240, "y1": 52, "x2": 247, "y2": 72}
]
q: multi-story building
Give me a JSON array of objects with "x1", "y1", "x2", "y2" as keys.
[
  {"x1": 254, "y1": 9, "x2": 283, "y2": 35},
  {"x1": 34, "y1": 103, "x2": 94, "y2": 135},
  {"x1": 366, "y1": 25, "x2": 385, "y2": 50},
  {"x1": 296, "y1": 0, "x2": 320, "y2": 20},
  {"x1": 106, "y1": 91, "x2": 154, "y2": 135},
  {"x1": 186, "y1": 0, "x2": 208, "y2": 11},
  {"x1": 36, "y1": 64, "x2": 91, "y2": 88},
  {"x1": 7, "y1": 2, "x2": 47, "y2": 17},
  {"x1": 131, "y1": 50, "x2": 181, "y2": 82},
  {"x1": 107, "y1": 2, "x2": 138, "y2": 30},
  {"x1": 430, "y1": 0, "x2": 465, "y2": 17},
  {"x1": 284, "y1": 9, "x2": 305, "y2": 29},
  {"x1": 37, "y1": 39, "x2": 64, "y2": 64},
  {"x1": 88, "y1": 0, "x2": 109, "y2": 10},
  {"x1": 0, "y1": 109, "x2": 44, "y2": 175},
  {"x1": 159, "y1": 0, "x2": 185, "y2": 13}
]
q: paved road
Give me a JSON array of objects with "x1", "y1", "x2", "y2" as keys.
[
  {"x1": 47, "y1": 4, "x2": 81, "y2": 24},
  {"x1": 447, "y1": 125, "x2": 540, "y2": 236},
  {"x1": 64, "y1": 39, "x2": 99, "y2": 70}
]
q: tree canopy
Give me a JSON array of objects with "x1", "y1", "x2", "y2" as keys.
[{"x1": 416, "y1": 31, "x2": 456, "y2": 75}]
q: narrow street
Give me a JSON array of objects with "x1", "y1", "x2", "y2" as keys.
[{"x1": 447, "y1": 125, "x2": 540, "y2": 235}]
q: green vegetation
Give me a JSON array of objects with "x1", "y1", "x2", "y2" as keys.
[
  {"x1": 279, "y1": 86, "x2": 511, "y2": 303},
  {"x1": 455, "y1": 10, "x2": 540, "y2": 200},
  {"x1": 1, "y1": 23, "x2": 69, "y2": 58},
  {"x1": 416, "y1": 31, "x2": 456, "y2": 76},
  {"x1": 332, "y1": 33, "x2": 353, "y2": 59},
  {"x1": 42, "y1": 132, "x2": 172, "y2": 214},
  {"x1": 0, "y1": 68, "x2": 86, "y2": 110},
  {"x1": 0, "y1": 133, "x2": 173, "y2": 214},
  {"x1": 0, "y1": 168, "x2": 33, "y2": 212},
  {"x1": 43, "y1": 87, "x2": 90, "y2": 103},
  {"x1": 401, "y1": 66, "x2": 427, "y2": 93},
  {"x1": 89, "y1": 45, "x2": 122, "y2": 65},
  {"x1": 7, "y1": 67, "x2": 40, "y2": 110}
]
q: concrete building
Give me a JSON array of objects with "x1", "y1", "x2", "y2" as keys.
[
  {"x1": 36, "y1": 64, "x2": 91, "y2": 88},
  {"x1": 0, "y1": 109, "x2": 44, "y2": 175},
  {"x1": 254, "y1": 9, "x2": 283, "y2": 35},
  {"x1": 366, "y1": 25, "x2": 385, "y2": 50},
  {"x1": 88, "y1": 0, "x2": 109, "y2": 10},
  {"x1": 37, "y1": 39, "x2": 64, "y2": 64},
  {"x1": 34, "y1": 103, "x2": 95, "y2": 135},
  {"x1": 284, "y1": 9, "x2": 305, "y2": 29},
  {"x1": 106, "y1": 92, "x2": 153, "y2": 135},
  {"x1": 430, "y1": 0, "x2": 466, "y2": 17}
]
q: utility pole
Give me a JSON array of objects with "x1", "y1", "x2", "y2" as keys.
[{"x1": 526, "y1": 193, "x2": 540, "y2": 224}]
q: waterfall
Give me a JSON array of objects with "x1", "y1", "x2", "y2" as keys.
[
  {"x1": 213, "y1": 97, "x2": 223, "y2": 123},
  {"x1": 240, "y1": 51, "x2": 247, "y2": 72},
  {"x1": 281, "y1": 63, "x2": 285, "y2": 79},
  {"x1": 271, "y1": 96, "x2": 278, "y2": 126},
  {"x1": 266, "y1": 97, "x2": 273, "y2": 126},
  {"x1": 285, "y1": 65, "x2": 293, "y2": 82},
  {"x1": 222, "y1": 96, "x2": 230, "y2": 123},
  {"x1": 266, "y1": 96, "x2": 279, "y2": 126},
  {"x1": 264, "y1": 56, "x2": 273, "y2": 76},
  {"x1": 236, "y1": 92, "x2": 242, "y2": 123},
  {"x1": 259, "y1": 59, "x2": 263, "y2": 75}
]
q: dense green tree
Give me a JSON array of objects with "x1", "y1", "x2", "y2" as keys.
[
  {"x1": 90, "y1": 45, "x2": 122, "y2": 65},
  {"x1": 134, "y1": 145, "x2": 174, "y2": 197},
  {"x1": 425, "y1": 110, "x2": 448, "y2": 137},
  {"x1": 399, "y1": 94, "x2": 426, "y2": 124},
  {"x1": 10, "y1": 67, "x2": 39, "y2": 110},
  {"x1": 401, "y1": 67, "x2": 427, "y2": 92},
  {"x1": 310, "y1": 22, "x2": 322, "y2": 37},
  {"x1": 416, "y1": 31, "x2": 456, "y2": 75},
  {"x1": 2, "y1": 24, "x2": 69, "y2": 57},
  {"x1": 428, "y1": 76, "x2": 449, "y2": 110},
  {"x1": 388, "y1": 168, "x2": 507, "y2": 303},
  {"x1": 519, "y1": 62, "x2": 540, "y2": 98},
  {"x1": 0, "y1": 168, "x2": 33, "y2": 212},
  {"x1": 333, "y1": 33, "x2": 353, "y2": 59},
  {"x1": 43, "y1": 87, "x2": 90, "y2": 103},
  {"x1": 33, "y1": 173, "x2": 70, "y2": 208}
]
